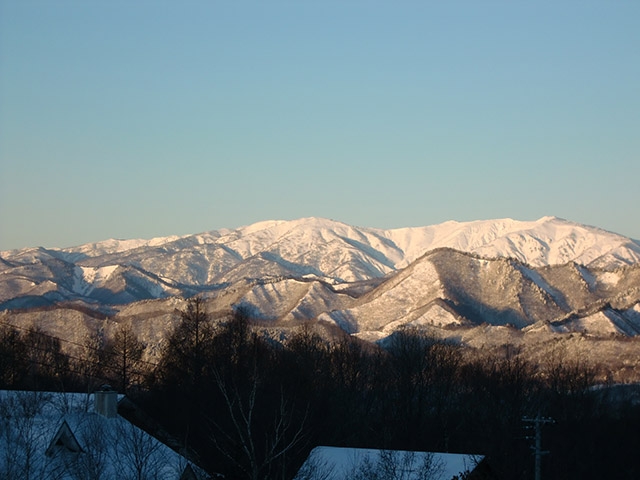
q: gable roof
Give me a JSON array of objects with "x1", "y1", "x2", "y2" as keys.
[
  {"x1": 0, "y1": 390, "x2": 209, "y2": 480},
  {"x1": 295, "y1": 446, "x2": 484, "y2": 480},
  {"x1": 46, "y1": 419, "x2": 83, "y2": 456}
]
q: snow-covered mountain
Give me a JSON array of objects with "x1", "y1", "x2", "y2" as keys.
[
  {"x1": 1, "y1": 216, "x2": 639, "y2": 342},
  {"x1": 320, "y1": 248, "x2": 640, "y2": 340},
  {"x1": 55, "y1": 215, "x2": 640, "y2": 271}
]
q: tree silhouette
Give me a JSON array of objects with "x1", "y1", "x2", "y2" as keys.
[{"x1": 109, "y1": 324, "x2": 145, "y2": 393}]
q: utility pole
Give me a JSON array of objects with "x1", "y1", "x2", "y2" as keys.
[{"x1": 523, "y1": 414, "x2": 554, "y2": 480}]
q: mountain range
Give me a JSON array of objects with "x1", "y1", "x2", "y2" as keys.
[{"x1": 1, "y1": 216, "x2": 640, "y2": 349}]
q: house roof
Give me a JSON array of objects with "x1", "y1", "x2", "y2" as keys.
[
  {"x1": 0, "y1": 390, "x2": 209, "y2": 480},
  {"x1": 46, "y1": 419, "x2": 83, "y2": 455},
  {"x1": 295, "y1": 446, "x2": 484, "y2": 480}
]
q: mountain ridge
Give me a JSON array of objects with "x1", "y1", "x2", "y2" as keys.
[{"x1": 1, "y1": 216, "x2": 640, "y2": 345}]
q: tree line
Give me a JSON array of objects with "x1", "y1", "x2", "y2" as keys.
[
  {"x1": 0, "y1": 320, "x2": 145, "y2": 394},
  {"x1": 2, "y1": 299, "x2": 640, "y2": 479}
]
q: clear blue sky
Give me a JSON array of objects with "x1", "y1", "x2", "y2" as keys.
[{"x1": 1, "y1": 1, "x2": 639, "y2": 250}]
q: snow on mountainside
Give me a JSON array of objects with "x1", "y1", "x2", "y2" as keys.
[
  {"x1": 52, "y1": 235, "x2": 189, "y2": 263},
  {"x1": 54, "y1": 216, "x2": 640, "y2": 273},
  {"x1": 1, "y1": 216, "x2": 640, "y2": 342},
  {"x1": 24, "y1": 217, "x2": 623, "y2": 266},
  {"x1": 383, "y1": 216, "x2": 640, "y2": 269},
  {"x1": 320, "y1": 249, "x2": 640, "y2": 340}
]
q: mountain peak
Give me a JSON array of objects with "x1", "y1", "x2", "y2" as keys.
[{"x1": 537, "y1": 215, "x2": 561, "y2": 222}]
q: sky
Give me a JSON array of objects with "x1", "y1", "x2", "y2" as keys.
[{"x1": 1, "y1": 1, "x2": 639, "y2": 250}]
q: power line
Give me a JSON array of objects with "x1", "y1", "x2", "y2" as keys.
[
  {"x1": 0, "y1": 321, "x2": 160, "y2": 391},
  {"x1": 0, "y1": 335, "x2": 150, "y2": 382},
  {"x1": 0, "y1": 319, "x2": 160, "y2": 369}
]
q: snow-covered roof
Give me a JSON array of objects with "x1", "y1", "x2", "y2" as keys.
[
  {"x1": 0, "y1": 390, "x2": 209, "y2": 480},
  {"x1": 295, "y1": 446, "x2": 484, "y2": 480}
]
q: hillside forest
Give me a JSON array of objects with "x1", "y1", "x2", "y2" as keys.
[{"x1": 2, "y1": 298, "x2": 640, "y2": 479}]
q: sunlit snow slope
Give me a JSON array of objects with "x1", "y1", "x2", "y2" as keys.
[{"x1": 1, "y1": 216, "x2": 639, "y2": 339}]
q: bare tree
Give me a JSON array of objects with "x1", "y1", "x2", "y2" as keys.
[
  {"x1": 208, "y1": 363, "x2": 309, "y2": 480},
  {"x1": 112, "y1": 418, "x2": 168, "y2": 480},
  {"x1": 109, "y1": 324, "x2": 145, "y2": 393},
  {"x1": 0, "y1": 325, "x2": 26, "y2": 388},
  {"x1": 205, "y1": 310, "x2": 309, "y2": 480},
  {"x1": 0, "y1": 391, "x2": 64, "y2": 480},
  {"x1": 64, "y1": 414, "x2": 175, "y2": 480},
  {"x1": 347, "y1": 450, "x2": 445, "y2": 480},
  {"x1": 75, "y1": 330, "x2": 111, "y2": 392},
  {"x1": 64, "y1": 415, "x2": 110, "y2": 480},
  {"x1": 293, "y1": 449, "x2": 335, "y2": 480},
  {"x1": 157, "y1": 297, "x2": 215, "y2": 389},
  {"x1": 23, "y1": 326, "x2": 69, "y2": 389}
]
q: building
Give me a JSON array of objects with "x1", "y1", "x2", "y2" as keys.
[
  {"x1": 0, "y1": 387, "x2": 210, "y2": 479},
  {"x1": 295, "y1": 446, "x2": 489, "y2": 480}
]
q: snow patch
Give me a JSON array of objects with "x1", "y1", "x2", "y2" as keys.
[
  {"x1": 599, "y1": 271, "x2": 621, "y2": 286},
  {"x1": 73, "y1": 265, "x2": 118, "y2": 296},
  {"x1": 412, "y1": 302, "x2": 464, "y2": 327},
  {"x1": 558, "y1": 311, "x2": 626, "y2": 336}
]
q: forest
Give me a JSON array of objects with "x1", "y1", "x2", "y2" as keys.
[{"x1": 2, "y1": 298, "x2": 640, "y2": 479}]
